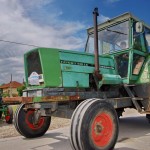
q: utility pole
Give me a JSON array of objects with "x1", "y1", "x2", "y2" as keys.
[{"x1": 10, "y1": 74, "x2": 12, "y2": 97}]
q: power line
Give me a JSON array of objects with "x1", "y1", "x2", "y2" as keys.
[{"x1": 0, "y1": 39, "x2": 41, "y2": 47}]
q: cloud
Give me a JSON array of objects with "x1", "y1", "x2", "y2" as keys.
[
  {"x1": 20, "y1": 0, "x2": 53, "y2": 9},
  {"x1": 0, "y1": 0, "x2": 86, "y2": 84},
  {"x1": 99, "y1": 15, "x2": 110, "y2": 23}
]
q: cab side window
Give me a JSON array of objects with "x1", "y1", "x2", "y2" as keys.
[
  {"x1": 145, "y1": 27, "x2": 150, "y2": 52},
  {"x1": 132, "y1": 54, "x2": 145, "y2": 75},
  {"x1": 133, "y1": 22, "x2": 149, "y2": 52}
]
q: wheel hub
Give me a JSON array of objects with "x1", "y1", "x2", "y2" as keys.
[
  {"x1": 94, "y1": 122, "x2": 103, "y2": 135},
  {"x1": 5, "y1": 116, "x2": 10, "y2": 122},
  {"x1": 91, "y1": 112, "x2": 114, "y2": 147},
  {"x1": 25, "y1": 110, "x2": 44, "y2": 130}
]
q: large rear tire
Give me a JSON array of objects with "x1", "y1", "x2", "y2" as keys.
[
  {"x1": 14, "y1": 104, "x2": 51, "y2": 138},
  {"x1": 0, "y1": 111, "x2": 2, "y2": 120},
  {"x1": 14, "y1": 104, "x2": 24, "y2": 136},
  {"x1": 146, "y1": 114, "x2": 150, "y2": 123},
  {"x1": 70, "y1": 99, "x2": 119, "y2": 150}
]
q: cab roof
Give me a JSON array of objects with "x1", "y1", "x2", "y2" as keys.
[{"x1": 87, "y1": 12, "x2": 150, "y2": 34}]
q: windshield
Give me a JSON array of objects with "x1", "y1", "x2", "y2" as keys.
[
  {"x1": 145, "y1": 27, "x2": 150, "y2": 52},
  {"x1": 86, "y1": 21, "x2": 129, "y2": 54}
]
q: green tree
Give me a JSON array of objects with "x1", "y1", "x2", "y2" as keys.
[{"x1": 17, "y1": 84, "x2": 26, "y2": 96}]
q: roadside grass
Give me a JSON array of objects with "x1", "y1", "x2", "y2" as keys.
[{"x1": 0, "y1": 104, "x2": 18, "y2": 119}]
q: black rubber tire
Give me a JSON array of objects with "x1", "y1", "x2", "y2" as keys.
[
  {"x1": 0, "y1": 111, "x2": 2, "y2": 120},
  {"x1": 14, "y1": 104, "x2": 51, "y2": 138},
  {"x1": 14, "y1": 104, "x2": 24, "y2": 136},
  {"x1": 5, "y1": 106, "x2": 13, "y2": 124},
  {"x1": 70, "y1": 99, "x2": 98, "y2": 150},
  {"x1": 146, "y1": 114, "x2": 150, "y2": 123},
  {"x1": 70, "y1": 99, "x2": 119, "y2": 150}
]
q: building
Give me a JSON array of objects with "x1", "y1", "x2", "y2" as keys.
[{"x1": 0, "y1": 81, "x2": 23, "y2": 97}]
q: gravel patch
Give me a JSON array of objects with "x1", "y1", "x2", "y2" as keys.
[{"x1": 0, "y1": 117, "x2": 70, "y2": 139}]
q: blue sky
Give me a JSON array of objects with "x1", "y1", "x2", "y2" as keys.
[
  {"x1": 0, "y1": 0, "x2": 150, "y2": 83},
  {"x1": 21, "y1": 0, "x2": 150, "y2": 27}
]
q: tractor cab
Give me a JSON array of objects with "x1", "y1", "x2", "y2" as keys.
[{"x1": 86, "y1": 13, "x2": 150, "y2": 84}]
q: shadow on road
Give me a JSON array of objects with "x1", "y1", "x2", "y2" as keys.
[
  {"x1": 22, "y1": 115, "x2": 150, "y2": 150},
  {"x1": 118, "y1": 116, "x2": 149, "y2": 140},
  {"x1": 115, "y1": 148, "x2": 137, "y2": 150}
]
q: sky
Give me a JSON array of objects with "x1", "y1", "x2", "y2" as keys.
[{"x1": 0, "y1": 0, "x2": 150, "y2": 84}]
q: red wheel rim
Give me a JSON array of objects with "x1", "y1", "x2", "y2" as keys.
[
  {"x1": 5, "y1": 116, "x2": 10, "y2": 122},
  {"x1": 91, "y1": 112, "x2": 114, "y2": 147},
  {"x1": 5, "y1": 108, "x2": 11, "y2": 122},
  {"x1": 25, "y1": 110, "x2": 45, "y2": 130}
]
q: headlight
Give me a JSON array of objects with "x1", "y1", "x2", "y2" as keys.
[
  {"x1": 23, "y1": 92, "x2": 27, "y2": 97},
  {"x1": 37, "y1": 90, "x2": 42, "y2": 97},
  {"x1": 26, "y1": 90, "x2": 43, "y2": 97}
]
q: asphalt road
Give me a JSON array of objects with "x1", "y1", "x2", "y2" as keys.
[{"x1": 0, "y1": 109, "x2": 150, "y2": 150}]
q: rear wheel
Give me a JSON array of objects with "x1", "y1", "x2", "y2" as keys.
[
  {"x1": 14, "y1": 104, "x2": 24, "y2": 135},
  {"x1": 0, "y1": 111, "x2": 2, "y2": 120},
  {"x1": 70, "y1": 99, "x2": 119, "y2": 150},
  {"x1": 5, "y1": 106, "x2": 13, "y2": 124},
  {"x1": 14, "y1": 104, "x2": 51, "y2": 138},
  {"x1": 146, "y1": 114, "x2": 150, "y2": 123}
]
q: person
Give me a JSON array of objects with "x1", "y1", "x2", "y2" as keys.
[
  {"x1": 116, "y1": 53, "x2": 129, "y2": 77},
  {"x1": 120, "y1": 41, "x2": 127, "y2": 49}
]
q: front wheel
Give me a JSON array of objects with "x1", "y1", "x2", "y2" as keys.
[
  {"x1": 14, "y1": 104, "x2": 51, "y2": 138},
  {"x1": 70, "y1": 99, "x2": 119, "y2": 150}
]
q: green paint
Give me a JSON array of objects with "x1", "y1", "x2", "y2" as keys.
[
  {"x1": 59, "y1": 51, "x2": 117, "y2": 87},
  {"x1": 99, "y1": 74, "x2": 122, "y2": 88},
  {"x1": 136, "y1": 55, "x2": 150, "y2": 84},
  {"x1": 24, "y1": 48, "x2": 62, "y2": 88},
  {"x1": 39, "y1": 48, "x2": 62, "y2": 87},
  {"x1": 62, "y1": 72, "x2": 89, "y2": 88},
  {"x1": 60, "y1": 51, "x2": 116, "y2": 74},
  {"x1": 33, "y1": 97, "x2": 42, "y2": 102},
  {"x1": 23, "y1": 12, "x2": 150, "y2": 90}
]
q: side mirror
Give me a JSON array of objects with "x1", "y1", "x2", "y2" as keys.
[{"x1": 136, "y1": 22, "x2": 144, "y2": 33}]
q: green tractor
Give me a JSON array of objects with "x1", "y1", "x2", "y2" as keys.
[
  {"x1": 12, "y1": 8, "x2": 150, "y2": 150},
  {"x1": 0, "y1": 97, "x2": 13, "y2": 124}
]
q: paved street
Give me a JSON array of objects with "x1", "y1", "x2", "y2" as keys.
[{"x1": 0, "y1": 109, "x2": 150, "y2": 150}]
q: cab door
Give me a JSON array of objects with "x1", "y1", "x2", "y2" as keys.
[{"x1": 129, "y1": 23, "x2": 148, "y2": 83}]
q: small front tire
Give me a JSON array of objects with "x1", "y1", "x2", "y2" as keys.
[{"x1": 14, "y1": 104, "x2": 51, "y2": 138}]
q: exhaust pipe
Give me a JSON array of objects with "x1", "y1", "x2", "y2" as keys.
[{"x1": 93, "y1": 8, "x2": 102, "y2": 80}]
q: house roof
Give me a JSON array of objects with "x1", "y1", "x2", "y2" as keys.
[{"x1": 0, "y1": 81, "x2": 23, "y2": 89}]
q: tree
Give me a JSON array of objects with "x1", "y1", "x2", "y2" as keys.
[{"x1": 17, "y1": 84, "x2": 26, "y2": 96}]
